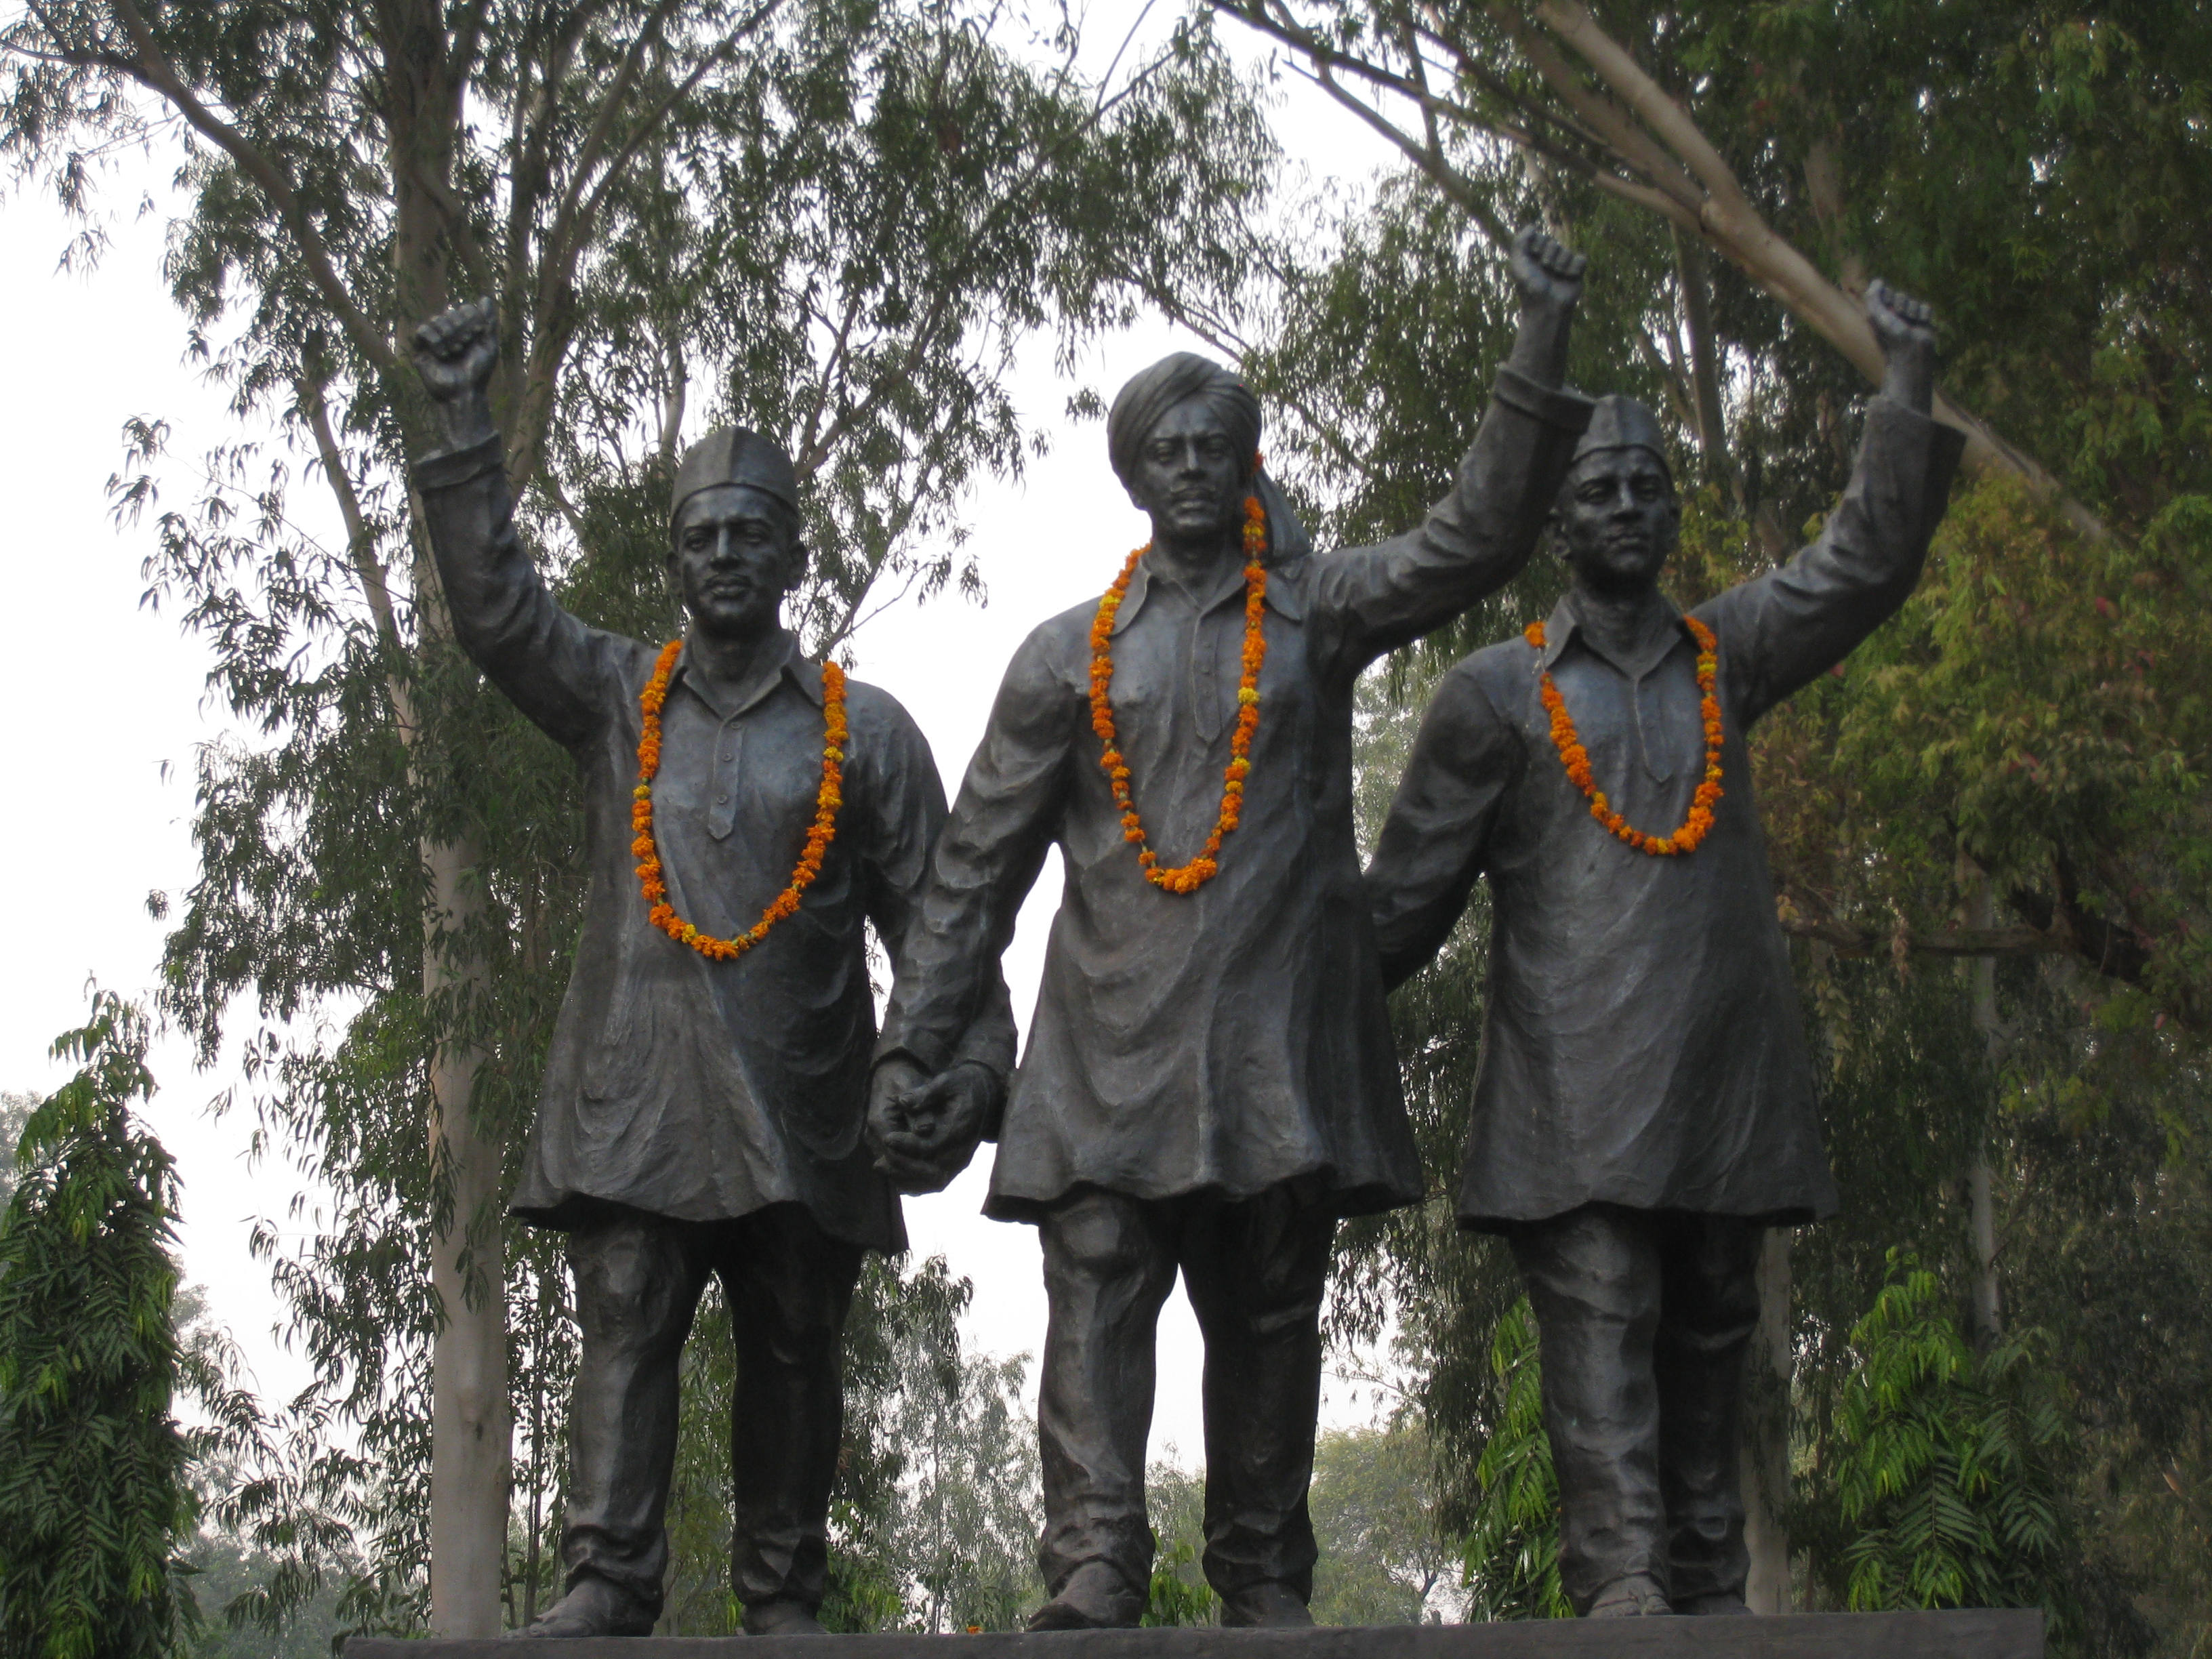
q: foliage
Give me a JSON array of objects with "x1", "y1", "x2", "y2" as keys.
[
  {"x1": 1309, "y1": 1418, "x2": 1456, "y2": 1624},
  {"x1": 1457, "y1": 1300, "x2": 1567, "y2": 1624},
  {"x1": 0, "y1": 994, "x2": 260, "y2": 1659},
  {"x1": 1795, "y1": 1261, "x2": 2076, "y2": 1629},
  {"x1": 1140, "y1": 1462, "x2": 1215, "y2": 1628},
  {"x1": 1, "y1": 0, "x2": 1280, "y2": 1631},
  {"x1": 659, "y1": 1255, "x2": 1040, "y2": 1635}
]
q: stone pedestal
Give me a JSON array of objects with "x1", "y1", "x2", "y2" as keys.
[{"x1": 350, "y1": 1610, "x2": 2040, "y2": 1659}]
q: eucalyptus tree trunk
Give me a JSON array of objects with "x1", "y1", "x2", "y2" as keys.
[
  {"x1": 1740, "y1": 1227, "x2": 1793, "y2": 1612},
  {"x1": 1963, "y1": 880, "x2": 2004, "y2": 1351}
]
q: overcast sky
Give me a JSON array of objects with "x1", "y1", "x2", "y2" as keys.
[{"x1": 0, "y1": 7, "x2": 1406, "y2": 1467}]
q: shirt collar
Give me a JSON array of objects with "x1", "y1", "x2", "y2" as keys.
[
  {"x1": 1539, "y1": 588, "x2": 1694, "y2": 680},
  {"x1": 669, "y1": 626, "x2": 822, "y2": 718},
  {"x1": 1109, "y1": 552, "x2": 1305, "y2": 634}
]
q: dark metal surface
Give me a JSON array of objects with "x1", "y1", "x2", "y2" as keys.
[
  {"x1": 412, "y1": 438, "x2": 1016, "y2": 1250},
  {"x1": 348, "y1": 1607, "x2": 2044, "y2": 1657},
  {"x1": 1365, "y1": 397, "x2": 1967, "y2": 1229},
  {"x1": 876, "y1": 367, "x2": 1593, "y2": 1223}
]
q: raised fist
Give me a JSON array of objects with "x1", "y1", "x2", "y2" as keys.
[
  {"x1": 412, "y1": 296, "x2": 499, "y2": 406},
  {"x1": 1866, "y1": 279, "x2": 1936, "y2": 411},
  {"x1": 1509, "y1": 225, "x2": 1588, "y2": 312}
]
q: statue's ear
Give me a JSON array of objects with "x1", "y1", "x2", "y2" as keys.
[{"x1": 784, "y1": 537, "x2": 812, "y2": 594}]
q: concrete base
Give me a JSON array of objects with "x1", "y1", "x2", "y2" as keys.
[{"x1": 350, "y1": 1610, "x2": 2041, "y2": 1659}]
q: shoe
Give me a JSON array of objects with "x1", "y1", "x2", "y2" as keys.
[
  {"x1": 1220, "y1": 1582, "x2": 1313, "y2": 1628},
  {"x1": 1676, "y1": 1592, "x2": 1752, "y2": 1616},
  {"x1": 523, "y1": 1575, "x2": 656, "y2": 1637},
  {"x1": 1027, "y1": 1560, "x2": 1145, "y2": 1630},
  {"x1": 1588, "y1": 1574, "x2": 1673, "y2": 1618},
  {"x1": 743, "y1": 1598, "x2": 829, "y2": 1635}
]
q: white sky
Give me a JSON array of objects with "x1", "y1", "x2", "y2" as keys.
[{"x1": 0, "y1": 7, "x2": 1403, "y2": 1470}]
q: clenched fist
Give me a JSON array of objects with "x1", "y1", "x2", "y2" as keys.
[{"x1": 411, "y1": 296, "x2": 499, "y2": 450}]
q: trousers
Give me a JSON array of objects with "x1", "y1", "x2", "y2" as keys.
[
  {"x1": 1508, "y1": 1205, "x2": 1762, "y2": 1614},
  {"x1": 557, "y1": 1202, "x2": 863, "y2": 1620},
  {"x1": 1033, "y1": 1184, "x2": 1336, "y2": 1602}
]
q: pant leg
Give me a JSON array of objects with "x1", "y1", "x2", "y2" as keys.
[
  {"x1": 1034, "y1": 1188, "x2": 1180, "y2": 1597},
  {"x1": 1178, "y1": 1187, "x2": 1336, "y2": 1601},
  {"x1": 1509, "y1": 1205, "x2": 1666, "y2": 1614},
  {"x1": 719, "y1": 1204, "x2": 865, "y2": 1612},
  {"x1": 1653, "y1": 1214, "x2": 1763, "y2": 1606},
  {"x1": 560, "y1": 1210, "x2": 715, "y2": 1616}
]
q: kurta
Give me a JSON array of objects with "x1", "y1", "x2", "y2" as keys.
[
  {"x1": 876, "y1": 367, "x2": 1594, "y2": 1221},
  {"x1": 1364, "y1": 397, "x2": 1966, "y2": 1230},
  {"x1": 415, "y1": 434, "x2": 1015, "y2": 1250}
]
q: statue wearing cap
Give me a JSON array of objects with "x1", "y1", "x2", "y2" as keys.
[
  {"x1": 407, "y1": 298, "x2": 1014, "y2": 1637},
  {"x1": 870, "y1": 228, "x2": 1596, "y2": 1629},
  {"x1": 1364, "y1": 281, "x2": 1964, "y2": 1618}
]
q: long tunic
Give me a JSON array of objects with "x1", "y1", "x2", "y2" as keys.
[
  {"x1": 876, "y1": 367, "x2": 1594, "y2": 1221},
  {"x1": 415, "y1": 434, "x2": 1015, "y2": 1250},
  {"x1": 1364, "y1": 397, "x2": 1966, "y2": 1229}
]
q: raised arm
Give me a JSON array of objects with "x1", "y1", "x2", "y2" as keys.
[
  {"x1": 867, "y1": 628, "x2": 1075, "y2": 1189},
  {"x1": 1702, "y1": 282, "x2": 1967, "y2": 727},
  {"x1": 411, "y1": 299, "x2": 611, "y2": 748},
  {"x1": 1365, "y1": 662, "x2": 1525, "y2": 991},
  {"x1": 1307, "y1": 228, "x2": 1595, "y2": 673}
]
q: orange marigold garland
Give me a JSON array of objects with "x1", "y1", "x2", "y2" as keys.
[
  {"x1": 1089, "y1": 492, "x2": 1269, "y2": 895},
  {"x1": 1524, "y1": 614, "x2": 1724, "y2": 857},
  {"x1": 632, "y1": 640, "x2": 847, "y2": 958}
]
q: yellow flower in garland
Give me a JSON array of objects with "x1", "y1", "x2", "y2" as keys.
[
  {"x1": 1524, "y1": 614, "x2": 1724, "y2": 857},
  {"x1": 1089, "y1": 491, "x2": 1269, "y2": 895},
  {"x1": 632, "y1": 640, "x2": 847, "y2": 959}
]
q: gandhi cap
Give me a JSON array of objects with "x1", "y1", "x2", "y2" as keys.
[
  {"x1": 1570, "y1": 394, "x2": 1673, "y2": 477},
  {"x1": 670, "y1": 426, "x2": 799, "y2": 524}
]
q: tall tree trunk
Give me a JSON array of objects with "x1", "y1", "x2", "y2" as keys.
[
  {"x1": 1740, "y1": 1227, "x2": 1793, "y2": 1612},
  {"x1": 1964, "y1": 879, "x2": 2004, "y2": 1351},
  {"x1": 424, "y1": 830, "x2": 514, "y2": 1635}
]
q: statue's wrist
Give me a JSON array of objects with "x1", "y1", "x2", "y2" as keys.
[{"x1": 436, "y1": 396, "x2": 499, "y2": 453}]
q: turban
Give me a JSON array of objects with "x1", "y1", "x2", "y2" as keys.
[
  {"x1": 670, "y1": 426, "x2": 800, "y2": 527},
  {"x1": 1106, "y1": 352, "x2": 1310, "y2": 563},
  {"x1": 1570, "y1": 394, "x2": 1673, "y2": 481}
]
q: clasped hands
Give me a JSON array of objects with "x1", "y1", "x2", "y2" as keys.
[{"x1": 865, "y1": 1057, "x2": 1002, "y2": 1193}]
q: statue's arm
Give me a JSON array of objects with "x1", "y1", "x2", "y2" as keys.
[
  {"x1": 411, "y1": 299, "x2": 609, "y2": 748},
  {"x1": 875, "y1": 626, "x2": 1073, "y2": 1076},
  {"x1": 1702, "y1": 283, "x2": 1965, "y2": 727},
  {"x1": 1314, "y1": 228, "x2": 1593, "y2": 670},
  {"x1": 859, "y1": 694, "x2": 1019, "y2": 1118},
  {"x1": 1364, "y1": 662, "x2": 1523, "y2": 992}
]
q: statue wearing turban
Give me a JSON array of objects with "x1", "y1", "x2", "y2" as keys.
[
  {"x1": 1363, "y1": 281, "x2": 1961, "y2": 1617},
  {"x1": 871, "y1": 228, "x2": 1595, "y2": 1628},
  {"x1": 407, "y1": 300, "x2": 1014, "y2": 1637}
]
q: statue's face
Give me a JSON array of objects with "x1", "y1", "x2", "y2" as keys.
[
  {"x1": 1556, "y1": 449, "x2": 1679, "y2": 592},
  {"x1": 1128, "y1": 397, "x2": 1252, "y2": 548},
  {"x1": 670, "y1": 483, "x2": 802, "y2": 638}
]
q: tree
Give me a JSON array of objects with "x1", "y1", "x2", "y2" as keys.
[
  {"x1": 1795, "y1": 1260, "x2": 2076, "y2": 1630},
  {"x1": 1, "y1": 1, "x2": 1275, "y2": 1633},
  {"x1": 1309, "y1": 1418, "x2": 1458, "y2": 1624},
  {"x1": 1456, "y1": 1300, "x2": 1568, "y2": 1623},
  {"x1": 0, "y1": 994, "x2": 241, "y2": 1659}
]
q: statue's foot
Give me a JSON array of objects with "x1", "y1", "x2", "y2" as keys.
[
  {"x1": 523, "y1": 1575, "x2": 655, "y2": 1637},
  {"x1": 1220, "y1": 1582, "x2": 1313, "y2": 1629},
  {"x1": 1676, "y1": 1592, "x2": 1751, "y2": 1616},
  {"x1": 1027, "y1": 1561, "x2": 1144, "y2": 1630},
  {"x1": 1588, "y1": 1574, "x2": 1672, "y2": 1618},
  {"x1": 743, "y1": 1597, "x2": 829, "y2": 1635}
]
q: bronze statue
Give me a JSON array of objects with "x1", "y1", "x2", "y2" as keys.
[
  {"x1": 870, "y1": 228, "x2": 1595, "y2": 1629},
  {"x1": 1364, "y1": 281, "x2": 1962, "y2": 1616},
  {"x1": 409, "y1": 300, "x2": 1014, "y2": 1638}
]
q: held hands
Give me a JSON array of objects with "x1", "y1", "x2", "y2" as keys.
[
  {"x1": 410, "y1": 296, "x2": 499, "y2": 450},
  {"x1": 1866, "y1": 279, "x2": 1937, "y2": 414},
  {"x1": 865, "y1": 1057, "x2": 1002, "y2": 1194}
]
